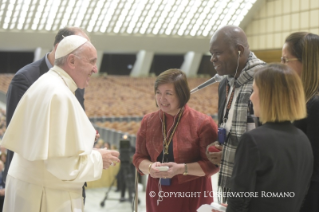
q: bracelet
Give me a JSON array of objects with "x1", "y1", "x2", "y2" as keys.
[
  {"x1": 183, "y1": 163, "x2": 188, "y2": 175},
  {"x1": 148, "y1": 163, "x2": 153, "y2": 174}
]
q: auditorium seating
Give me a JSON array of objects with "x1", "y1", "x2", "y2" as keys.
[
  {"x1": 95, "y1": 121, "x2": 141, "y2": 136},
  {"x1": 84, "y1": 75, "x2": 218, "y2": 117},
  {"x1": 0, "y1": 74, "x2": 13, "y2": 95},
  {"x1": 0, "y1": 108, "x2": 6, "y2": 139}
]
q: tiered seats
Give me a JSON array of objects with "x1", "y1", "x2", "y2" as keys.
[
  {"x1": 84, "y1": 75, "x2": 219, "y2": 117},
  {"x1": 95, "y1": 121, "x2": 141, "y2": 135},
  {"x1": 0, "y1": 108, "x2": 6, "y2": 138},
  {"x1": 0, "y1": 74, "x2": 13, "y2": 93},
  {"x1": 84, "y1": 76, "x2": 158, "y2": 117}
]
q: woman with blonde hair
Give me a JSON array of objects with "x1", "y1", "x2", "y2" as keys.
[
  {"x1": 282, "y1": 32, "x2": 319, "y2": 211},
  {"x1": 226, "y1": 64, "x2": 313, "y2": 212}
]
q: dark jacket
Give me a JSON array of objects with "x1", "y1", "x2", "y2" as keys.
[
  {"x1": 294, "y1": 95, "x2": 319, "y2": 182},
  {"x1": 227, "y1": 122, "x2": 313, "y2": 212}
]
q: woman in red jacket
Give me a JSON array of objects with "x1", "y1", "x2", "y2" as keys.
[{"x1": 133, "y1": 69, "x2": 219, "y2": 212}]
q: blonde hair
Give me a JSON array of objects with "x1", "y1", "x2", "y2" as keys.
[
  {"x1": 285, "y1": 32, "x2": 319, "y2": 102},
  {"x1": 255, "y1": 63, "x2": 306, "y2": 123}
]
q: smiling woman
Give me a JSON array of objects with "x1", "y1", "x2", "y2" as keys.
[
  {"x1": 133, "y1": 69, "x2": 219, "y2": 212},
  {"x1": 154, "y1": 69, "x2": 190, "y2": 116}
]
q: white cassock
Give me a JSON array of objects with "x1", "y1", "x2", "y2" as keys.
[{"x1": 0, "y1": 66, "x2": 103, "y2": 212}]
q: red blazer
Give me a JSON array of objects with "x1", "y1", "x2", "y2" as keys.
[{"x1": 133, "y1": 104, "x2": 219, "y2": 184}]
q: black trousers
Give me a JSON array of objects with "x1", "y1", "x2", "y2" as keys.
[{"x1": 0, "y1": 195, "x2": 4, "y2": 212}]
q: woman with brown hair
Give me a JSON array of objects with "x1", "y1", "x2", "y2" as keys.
[
  {"x1": 282, "y1": 32, "x2": 319, "y2": 211},
  {"x1": 133, "y1": 69, "x2": 219, "y2": 211},
  {"x1": 226, "y1": 64, "x2": 313, "y2": 212}
]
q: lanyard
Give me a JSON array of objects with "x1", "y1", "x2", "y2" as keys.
[
  {"x1": 162, "y1": 108, "x2": 184, "y2": 155},
  {"x1": 223, "y1": 83, "x2": 236, "y2": 123}
]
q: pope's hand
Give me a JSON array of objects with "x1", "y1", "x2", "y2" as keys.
[{"x1": 97, "y1": 148, "x2": 120, "y2": 169}]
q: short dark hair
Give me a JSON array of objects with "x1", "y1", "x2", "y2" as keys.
[
  {"x1": 53, "y1": 26, "x2": 88, "y2": 46},
  {"x1": 154, "y1": 69, "x2": 190, "y2": 108}
]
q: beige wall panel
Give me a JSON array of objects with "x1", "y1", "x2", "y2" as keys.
[
  {"x1": 274, "y1": 32, "x2": 282, "y2": 48},
  {"x1": 246, "y1": 24, "x2": 253, "y2": 35},
  {"x1": 259, "y1": 34, "x2": 267, "y2": 49},
  {"x1": 291, "y1": 13, "x2": 300, "y2": 30},
  {"x1": 252, "y1": 36, "x2": 259, "y2": 50},
  {"x1": 260, "y1": 4, "x2": 267, "y2": 18},
  {"x1": 274, "y1": 16, "x2": 282, "y2": 32},
  {"x1": 260, "y1": 19, "x2": 267, "y2": 33},
  {"x1": 310, "y1": 28, "x2": 319, "y2": 35},
  {"x1": 254, "y1": 9, "x2": 261, "y2": 19},
  {"x1": 309, "y1": 28, "x2": 319, "y2": 34},
  {"x1": 310, "y1": 0, "x2": 319, "y2": 8},
  {"x1": 282, "y1": 14, "x2": 291, "y2": 31},
  {"x1": 243, "y1": 0, "x2": 319, "y2": 51},
  {"x1": 275, "y1": 0, "x2": 282, "y2": 16},
  {"x1": 301, "y1": 0, "x2": 310, "y2": 10},
  {"x1": 267, "y1": 33, "x2": 275, "y2": 49},
  {"x1": 251, "y1": 20, "x2": 259, "y2": 33},
  {"x1": 283, "y1": 0, "x2": 291, "y2": 13},
  {"x1": 267, "y1": 17, "x2": 275, "y2": 33},
  {"x1": 247, "y1": 37, "x2": 253, "y2": 48},
  {"x1": 300, "y1": 11, "x2": 310, "y2": 28},
  {"x1": 267, "y1": 1, "x2": 275, "y2": 16},
  {"x1": 291, "y1": 0, "x2": 300, "y2": 12},
  {"x1": 310, "y1": 10, "x2": 319, "y2": 28}
]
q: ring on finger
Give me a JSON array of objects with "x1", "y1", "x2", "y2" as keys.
[{"x1": 111, "y1": 162, "x2": 114, "y2": 166}]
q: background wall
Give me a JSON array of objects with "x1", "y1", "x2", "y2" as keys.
[{"x1": 245, "y1": 0, "x2": 319, "y2": 51}]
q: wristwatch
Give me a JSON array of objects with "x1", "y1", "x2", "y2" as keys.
[{"x1": 183, "y1": 163, "x2": 188, "y2": 175}]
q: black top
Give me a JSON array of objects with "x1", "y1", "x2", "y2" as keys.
[
  {"x1": 227, "y1": 122, "x2": 313, "y2": 212},
  {"x1": 294, "y1": 95, "x2": 319, "y2": 182},
  {"x1": 157, "y1": 140, "x2": 174, "y2": 163}
]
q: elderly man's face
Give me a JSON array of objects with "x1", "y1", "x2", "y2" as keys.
[
  {"x1": 73, "y1": 43, "x2": 98, "y2": 89},
  {"x1": 209, "y1": 34, "x2": 238, "y2": 76}
]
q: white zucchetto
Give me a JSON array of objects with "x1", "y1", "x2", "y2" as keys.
[{"x1": 55, "y1": 35, "x2": 88, "y2": 59}]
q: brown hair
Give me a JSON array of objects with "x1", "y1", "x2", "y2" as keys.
[
  {"x1": 254, "y1": 63, "x2": 306, "y2": 123},
  {"x1": 285, "y1": 32, "x2": 319, "y2": 102},
  {"x1": 154, "y1": 69, "x2": 190, "y2": 108}
]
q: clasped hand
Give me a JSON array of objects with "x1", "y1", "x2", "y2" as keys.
[{"x1": 149, "y1": 162, "x2": 183, "y2": 179}]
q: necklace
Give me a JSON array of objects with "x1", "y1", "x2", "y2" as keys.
[{"x1": 162, "y1": 108, "x2": 184, "y2": 155}]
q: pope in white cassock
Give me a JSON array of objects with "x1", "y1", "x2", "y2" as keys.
[{"x1": 0, "y1": 35, "x2": 120, "y2": 212}]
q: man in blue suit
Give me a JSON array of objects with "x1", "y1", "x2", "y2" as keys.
[{"x1": 4, "y1": 26, "x2": 89, "y2": 202}]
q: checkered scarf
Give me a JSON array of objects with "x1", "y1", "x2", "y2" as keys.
[{"x1": 218, "y1": 52, "x2": 266, "y2": 199}]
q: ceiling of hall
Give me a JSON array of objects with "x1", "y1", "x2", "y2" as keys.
[{"x1": 0, "y1": 0, "x2": 257, "y2": 38}]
